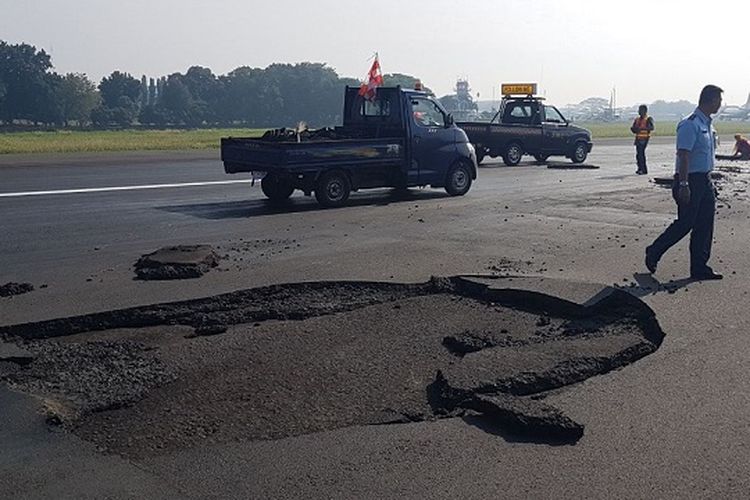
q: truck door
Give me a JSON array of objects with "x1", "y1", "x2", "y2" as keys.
[
  {"x1": 503, "y1": 101, "x2": 543, "y2": 153},
  {"x1": 409, "y1": 96, "x2": 454, "y2": 185},
  {"x1": 542, "y1": 105, "x2": 569, "y2": 154}
]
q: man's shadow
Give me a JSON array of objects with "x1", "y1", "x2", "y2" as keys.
[{"x1": 621, "y1": 273, "x2": 696, "y2": 297}]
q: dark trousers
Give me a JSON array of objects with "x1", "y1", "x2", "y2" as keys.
[
  {"x1": 647, "y1": 173, "x2": 715, "y2": 275},
  {"x1": 635, "y1": 140, "x2": 649, "y2": 173}
]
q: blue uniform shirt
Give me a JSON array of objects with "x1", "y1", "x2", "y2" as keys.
[{"x1": 675, "y1": 108, "x2": 715, "y2": 173}]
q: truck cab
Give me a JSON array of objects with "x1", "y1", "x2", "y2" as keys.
[{"x1": 457, "y1": 83, "x2": 593, "y2": 166}]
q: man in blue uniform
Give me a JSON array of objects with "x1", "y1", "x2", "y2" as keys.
[{"x1": 645, "y1": 85, "x2": 724, "y2": 280}]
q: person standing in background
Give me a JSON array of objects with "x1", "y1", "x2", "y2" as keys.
[{"x1": 631, "y1": 104, "x2": 654, "y2": 174}]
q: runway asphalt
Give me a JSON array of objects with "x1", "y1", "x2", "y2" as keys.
[{"x1": 1, "y1": 140, "x2": 749, "y2": 499}]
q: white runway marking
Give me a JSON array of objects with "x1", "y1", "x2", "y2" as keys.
[{"x1": 0, "y1": 180, "x2": 254, "y2": 198}]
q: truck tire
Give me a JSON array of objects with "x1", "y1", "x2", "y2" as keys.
[
  {"x1": 503, "y1": 143, "x2": 523, "y2": 166},
  {"x1": 571, "y1": 141, "x2": 589, "y2": 164},
  {"x1": 261, "y1": 174, "x2": 294, "y2": 201},
  {"x1": 445, "y1": 161, "x2": 473, "y2": 196},
  {"x1": 315, "y1": 170, "x2": 351, "y2": 207}
]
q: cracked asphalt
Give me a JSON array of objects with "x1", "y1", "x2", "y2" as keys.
[{"x1": 1, "y1": 138, "x2": 750, "y2": 499}]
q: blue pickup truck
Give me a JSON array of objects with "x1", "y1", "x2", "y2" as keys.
[{"x1": 221, "y1": 86, "x2": 477, "y2": 207}]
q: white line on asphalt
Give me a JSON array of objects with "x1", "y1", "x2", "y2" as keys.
[{"x1": 0, "y1": 180, "x2": 254, "y2": 198}]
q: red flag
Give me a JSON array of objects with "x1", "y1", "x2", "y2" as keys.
[{"x1": 358, "y1": 55, "x2": 384, "y2": 101}]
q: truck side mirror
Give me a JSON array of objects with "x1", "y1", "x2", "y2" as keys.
[{"x1": 445, "y1": 113, "x2": 454, "y2": 127}]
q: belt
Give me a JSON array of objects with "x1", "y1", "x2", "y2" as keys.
[{"x1": 674, "y1": 172, "x2": 711, "y2": 177}]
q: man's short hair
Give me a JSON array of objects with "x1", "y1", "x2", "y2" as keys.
[
  {"x1": 638, "y1": 104, "x2": 648, "y2": 113},
  {"x1": 699, "y1": 85, "x2": 723, "y2": 105}
]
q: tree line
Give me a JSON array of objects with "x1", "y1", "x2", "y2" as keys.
[{"x1": 0, "y1": 41, "x2": 425, "y2": 129}]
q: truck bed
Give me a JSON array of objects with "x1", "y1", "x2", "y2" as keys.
[{"x1": 221, "y1": 136, "x2": 406, "y2": 174}]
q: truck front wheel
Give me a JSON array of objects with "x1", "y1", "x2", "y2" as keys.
[
  {"x1": 315, "y1": 170, "x2": 351, "y2": 207},
  {"x1": 261, "y1": 174, "x2": 294, "y2": 201},
  {"x1": 571, "y1": 141, "x2": 589, "y2": 164},
  {"x1": 445, "y1": 162, "x2": 473, "y2": 196},
  {"x1": 503, "y1": 143, "x2": 523, "y2": 166}
]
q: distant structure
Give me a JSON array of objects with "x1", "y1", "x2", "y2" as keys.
[
  {"x1": 717, "y1": 92, "x2": 750, "y2": 121},
  {"x1": 439, "y1": 79, "x2": 479, "y2": 121}
]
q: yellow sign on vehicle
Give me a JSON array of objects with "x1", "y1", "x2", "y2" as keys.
[{"x1": 501, "y1": 83, "x2": 537, "y2": 96}]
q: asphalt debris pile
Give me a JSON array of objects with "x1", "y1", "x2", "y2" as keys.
[
  {"x1": 653, "y1": 166, "x2": 749, "y2": 203},
  {"x1": 1, "y1": 340, "x2": 174, "y2": 423},
  {"x1": 0, "y1": 276, "x2": 664, "y2": 457},
  {"x1": 134, "y1": 245, "x2": 219, "y2": 280},
  {"x1": 217, "y1": 238, "x2": 299, "y2": 269},
  {"x1": 0, "y1": 282, "x2": 34, "y2": 297}
]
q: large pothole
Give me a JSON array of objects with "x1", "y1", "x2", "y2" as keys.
[{"x1": 0, "y1": 276, "x2": 663, "y2": 457}]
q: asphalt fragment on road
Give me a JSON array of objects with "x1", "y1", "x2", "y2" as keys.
[
  {"x1": 134, "y1": 245, "x2": 219, "y2": 280},
  {"x1": 0, "y1": 282, "x2": 34, "y2": 297},
  {"x1": 0, "y1": 276, "x2": 664, "y2": 457}
]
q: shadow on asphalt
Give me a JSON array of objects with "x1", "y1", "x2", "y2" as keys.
[
  {"x1": 477, "y1": 161, "x2": 545, "y2": 169},
  {"x1": 158, "y1": 189, "x2": 451, "y2": 219},
  {"x1": 624, "y1": 272, "x2": 695, "y2": 297},
  {"x1": 461, "y1": 415, "x2": 576, "y2": 447}
]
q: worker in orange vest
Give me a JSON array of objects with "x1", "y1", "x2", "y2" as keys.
[{"x1": 631, "y1": 104, "x2": 655, "y2": 174}]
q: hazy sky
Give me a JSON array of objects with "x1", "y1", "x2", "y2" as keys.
[{"x1": 2, "y1": 0, "x2": 748, "y2": 107}]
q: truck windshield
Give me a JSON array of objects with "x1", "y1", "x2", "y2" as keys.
[{"x1": 411, "y1": 97, "x2": 446, "y2": 128}]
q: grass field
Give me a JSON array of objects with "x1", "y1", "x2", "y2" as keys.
[
  {"x1": 0, "y1": 129, "x2": 266, "y2": 155},
  {"x1": 2, "y1": 122, "x2": 750, "y2": 154},
  {"x1": 578, "y1": 121, "x2": 750, "y2": 139}
]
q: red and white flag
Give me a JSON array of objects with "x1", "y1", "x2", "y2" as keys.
[{"x1": 358, "y1": 54, "x2": 384, "y2": 101}]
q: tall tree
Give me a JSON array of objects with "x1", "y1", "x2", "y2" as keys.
[
  {"x1": 148, "y1": 77, "x2": 156, "y2": 106},
  {"x1": 0, "y1": 41, "x2": 54, "y2": 123},
  {"x1": 98, "y1": 71, "x2": 141, "y2": 109},
  {"x1": 57, "y1": 73, "x2": 99, "y2": 126},
  {"x1": 140, "y1": 75, "x2": 148, "y2": 108}
]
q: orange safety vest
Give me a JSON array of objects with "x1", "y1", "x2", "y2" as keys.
[{"x1": 634, "y1": 116, "x2": 651, "y2": 140}]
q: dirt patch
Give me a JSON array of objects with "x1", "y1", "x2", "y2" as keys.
[
  {"x1": 0, "y1": 282, "x2": 34, "y2": 297},
  {"x1": 0, "y1": 277, "x2": 663, "y2": 457},
  {"x1": 134, "y1": 245, "x2": 219, "y2": 280}
]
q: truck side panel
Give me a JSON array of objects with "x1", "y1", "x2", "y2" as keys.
[{"x1": 221, "y1": 138, "x2": 405, "y2": 174}]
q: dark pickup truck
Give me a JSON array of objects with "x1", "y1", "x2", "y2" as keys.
[
  {"x1": 458, "y1": 96, "x2": 593, "y2": 166},
  {"x1": 221, "y1": 86, "x2": 477, "y2": 207}
]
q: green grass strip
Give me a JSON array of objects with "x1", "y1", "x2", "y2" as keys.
[
  {"x1": 0, "y1": 129, "x2": 266, "y2": 155},
  {"x1": 578, "y1": 121, "x2": 750, "y2": 139}
]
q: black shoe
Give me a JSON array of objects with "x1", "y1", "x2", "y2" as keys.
[
  {"x1": 691, "y1": 271, "x2": 723, "y2": 281},
  {"x1": 645, "y1": 249, "x2": 658, "y2": 273}
]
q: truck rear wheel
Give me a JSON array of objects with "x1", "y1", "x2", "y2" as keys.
[
  {"x1": 571, "y1": 141, "x2": 588, "y2": 164},
  {"x1": 503, "y1": 143, "x2": 523, "y2": 166},
  {"x1": 445, "y1": 162, "x2": 472, "y2": 196},
  {"x1": 315, "y1": 170, "x2": 351, "y2": 207},
  {"x1": 261, "y1": 174, "x2": 294, "y2": 201}
]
